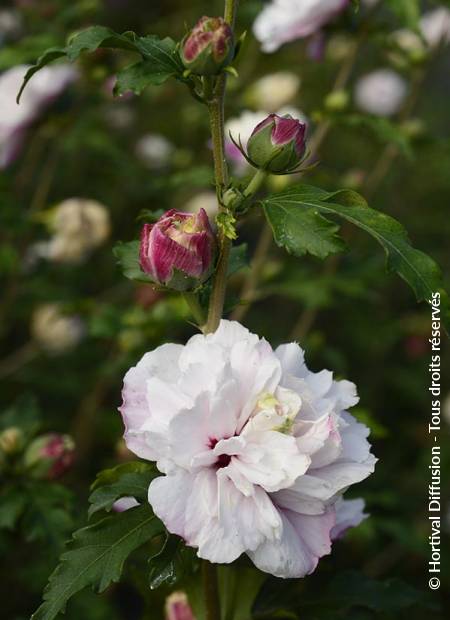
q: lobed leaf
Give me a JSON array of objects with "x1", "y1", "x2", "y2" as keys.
[
  {"x1": 18, "y1": 27, "x2": 182, "y2": 102},
  {"x1": 32, "y1": 504, "x2": 165, "y2": 620},
  {"x1": 262, "y1": 184, "x2": 450, "y2": 331},
  {"x1": 88, "y1": 467, "x2": 158, "y2": 518}
]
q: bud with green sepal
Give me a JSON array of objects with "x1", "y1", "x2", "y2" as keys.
[
  {"x1": 233, "y1": 113, "x2": 308, "y2": 175},
  {"x1": 181, "y1": 16, "x2": 234, "y2": 76}
]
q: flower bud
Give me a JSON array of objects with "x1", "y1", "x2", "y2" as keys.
[
  {"x1": 165, "y1": 592, "x2": 195, "y2": 620},
  {"x1": 0, "y1": 427, "x2": 24, "y2": 455},
  {"x1": 181, "y1": 16, "x2": 234, "y2": 75},
  {"x1": 24, "y1": 433, "x2": 75, "y2": 479},
  {"x1": 247, "y1": 113, "x2": 307, "y2": 173},
  {"x1": 139, "y1": 209, "x2": 215, "y2": 291}
]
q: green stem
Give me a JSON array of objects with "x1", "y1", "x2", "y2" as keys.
[
  {"x1": 224, "y1": 0, "x2": 239, "y2": 27},
  {"x1": 182, "y1": 292, "x2": 206, "y2": 328},
  {"x1": 243, "y1": 168, "x2": 267, "y2": 198},
  {"x1": 202, "y1": 561, "x2": 221, "y2": 620},
  {"x1": 204, "y1": 0, "x2": 240, "y2": 336}
]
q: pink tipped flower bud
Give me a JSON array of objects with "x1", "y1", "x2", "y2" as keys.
[
  {"x1": 247, "y1": 113, "x2": 307, "y2": 173},
  {"x1": 181, "y1": 16, "x2": 234, "y2": 75},
  {"x1": 165, "y1": 592, "x2": 195, "y2": 620},
  {"x1": 24, "y1": 433, "x2": 75, "y2": 479},
  {"x1": 139, "y1": 209, "x2": 216, "y2": 291}
]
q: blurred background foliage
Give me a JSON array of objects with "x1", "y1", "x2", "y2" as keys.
[{"x1": 0, "y1": 0, "x2": 449, "y2": 618}]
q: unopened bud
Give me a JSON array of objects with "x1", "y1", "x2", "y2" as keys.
[
  {"x1": 247, "y1": 113, "x2": 307, "y2": 173},
  {"x1": 139, "y1": 209, "x2": 216, "y2": 291},
  {"x1": 0, "y1": 427, "x2": 24, "y2": 454},
  {"x1": 165, "y1": 592, "x2": 195, "y2": 620},
  {"x1": 181, "y1": 16, "x2": 234, "y2": 75},
  {"x1": 24, "y1": 433, "x2": 75, "y2": 479}
]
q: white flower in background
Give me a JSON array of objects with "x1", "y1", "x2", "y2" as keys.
[
  {"x1": 0, "y1": 64, "x2": 76, "y2": 168},
  {"x1": 420, "y1": 7, "x2": 450, "y2": 48},
  {"x1": 31, "y1": 303, "x2": 85, "y2": 353},
  {"x1": 184, "y1": 191, "x2": 219, "y2": 220},
  {"x1": 253, "y1": 0, "x2": 349, "y2": 53},
  {"x1": 0, "y1": 9, "x2": 21, "y2": 43},
  {"x1": 225, "y1": 106, "x2": 307, "y2": 171},
  {"x1": 34, "y1": 198, "x2": 111, "y2": 264},
  {"x1": 354, "y1": 69, "x2": 408, "y2": 117},
  {"x1": 246, "y1": 72, "x2": 301, "y2": 112},
  {"x1": 120, "y1": 320, "x2": 376, "y2": 578},
  {"x1": 135, "y1": 133, "x2": 174, "y2": 169}
]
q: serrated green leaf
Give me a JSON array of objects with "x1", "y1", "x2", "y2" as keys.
[
  {"x1": 262, "y1": 184, "x2": 450, "y2": 331},
  {"x1": 114, "y1": 60, "x2": 172, "y2": 94},
  {"x1": 17, "y1": 48, "x2": 66, "y2": 102},
  {"x1": 88, "y1": 468, "x2": 158, "y2": 518},
  {"x1": 112, "y1": 240, "x2": 154, "y2": 284},
  {"x1": 114, "y1": 37, "x2": 182, "y2": 95},
  {"x1": 18, "y1": 27, "x2": 182, "y2": 102},
  {"x1": 32, "y1": 505, "x2": 165, "y2": 620},
  {"x1": 262, "y1": 190, "x2": 346, "y2": 259},
  {"x1": 91, "y1": 461, "x2": 154, "y2": 490}
]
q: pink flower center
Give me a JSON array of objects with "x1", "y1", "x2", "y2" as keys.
[{"x1": 209, "y1": 437, "x2": 233, "y2": 469}]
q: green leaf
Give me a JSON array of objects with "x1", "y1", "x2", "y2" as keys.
[
  {"x1": 23, "y1": 483, "x2": 74, "y2": 548},
  {"x1": 91, "y1": 461, "x2": 154, "y2": 490},
  {"x1": 32, "y1": 504, "x2": 165, "y2": 620},
  {"x1": 88, "y1": 466, "x2": 158, "y2": 518},
  {"x1": 262, "y1": 188, "x2": 346, "y2": 260},
  {"x1": 18, "y1": 27, "x2": 182, "y2": 102},
  {"x1": 148, "y1": 534, "x2": 183, "y2": 589},
  {"x1": 115, "y1": 37, "x2": 183, "y2": 95},
  {"x1": 0, "y1": 486, "x2": 27, "y2": 530},
  {"x1": 262, "y1": 184, "x2": 450, "y2": 331},
  {"x1": 112, "y1": 240, "x2": 154, "y2": 284}
]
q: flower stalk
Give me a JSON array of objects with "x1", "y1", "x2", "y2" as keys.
[
  {"x1": 204, "y1": 0, "x2": 240, "y2": 336},
  {"x1": 202, "y1": 2, "x2": 240, "y2": 616}
]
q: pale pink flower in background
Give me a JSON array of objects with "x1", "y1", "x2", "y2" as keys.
[
  {"x1": 135, "y1": 133, "x2": 174, "y2": 170},
  {"x1": 30, "y1": 198, "x2": 111, "y2": 264},
  {"x1": 253, "y1": 0, "x2": 349, "y2": 53},
  {"x1": 31, "y1": 303, "x2": 85, "y2": 353},
  {"x1": 0, "y1": 64, "x2": 76, "y2": 168},
  {"x1": 420, "y1": 7, "x2": 450, "y2": 48},
  {"x1": 354, "y1": 69, "x2": 407, "y2": 117},
  {"x1": 120, "y1": 321, "x2": 376, "y2": 578},
  {"x1": 184, "y1": 191, "x2": 219, "y2": 220},
  {"x1": 245, "y1": 72, "x2": 301, "y2": 112}
]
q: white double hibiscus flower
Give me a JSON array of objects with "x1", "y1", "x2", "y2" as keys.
[{"x1": 120, "y1": 321, "x2": 376, "y2": 578}]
